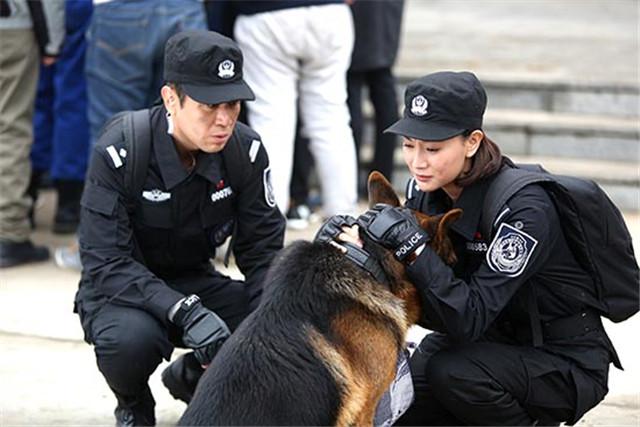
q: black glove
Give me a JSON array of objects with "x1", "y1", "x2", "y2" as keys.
[
  {"x1": 357, "y1": 204, "x2": 429, "y2": 263},
  {"x1": 314, "y1": 214, "x2": 357, "y2": 243},
  {"x1": 171, "y1": 295, "x2": 231, "y2": 365}
]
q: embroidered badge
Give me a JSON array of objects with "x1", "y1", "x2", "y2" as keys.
[
  {"x1": 486, "y1": 223, "x2": 538, "y2": 277},
  {"x1": 263, "y1": 167, "x2": 276, "y2": 208},
  {"x1": 410, "y1": 95, "x2": 428, "y2": 116},
  {"x1": 217, "y1": 59, "x2": 235, "y2": 79},
  {"x1": 142, "y1": 189, "x2": 171, "y2": 202},
  {"x1": 249, "y1": 139, "x2": 261, "y2": 163},
  {"x1": 106, "y1": 145, "x2": 123, "y2": 168},
  {"x1": 211, "y1": 186, "x2": 233, "y2": 203}
]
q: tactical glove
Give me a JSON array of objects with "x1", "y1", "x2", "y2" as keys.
[
  {"x1": 358, "y1": 204, "x2": 429, "y2": 264},
  {"x1": 314, "y1": 214, "x2": 357, "y2": 243},
  {"x1": 171, "y1": 295, "x2": 230, "y2": 365}
]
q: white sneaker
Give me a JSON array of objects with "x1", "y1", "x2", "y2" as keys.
[
  {"x1": 54, "y1": 245, "x2": 82, "y2": 271},
  {"x1": 286, "y1": 204, "x2": 311, "y2": 230}
]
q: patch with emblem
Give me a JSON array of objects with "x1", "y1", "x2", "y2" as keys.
[
  {"x1": 410, "y1": 95, "x2": 428, "y2": 116},
  {"x1": 486, "y1": 223, "x2": 538, "y2": 277},
  {"x1": 217, "y1": 59, "x2": 235, "y2": 79},
  {"x1": 142, "y1": 189, "x2": 171, "y2": 202},
  {"x1": 263, "y1": 167, "x2": 276, "y2": 208}
]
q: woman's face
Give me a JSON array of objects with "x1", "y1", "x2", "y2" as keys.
[{"x1": 402, "y1": 132, "x2": 481, "y2": 200}]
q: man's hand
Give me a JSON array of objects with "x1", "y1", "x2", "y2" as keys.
[
  {"x1": 171, "y1": 295, "x2": 231, "y2": 366},
  {"x1": 314, "y1": 214, "x2": 357, "y2": 244},
  {"x1": 357, "y1": 204, "x2": 429, "y2": 264}
]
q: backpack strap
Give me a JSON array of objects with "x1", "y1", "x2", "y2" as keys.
[
  {"x1": 123, "y1": 109, "x2": 152, "y2": 213},
  {"x1": 482, "y1": 165, "x2": 553, "y2": 347},
  {"x1": 481, "y1": 167, "x2": 553, "y2": 239}
]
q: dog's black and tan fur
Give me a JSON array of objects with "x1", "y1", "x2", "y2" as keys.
[{"x1": 179, "y1": 172, "x2": 461, "y2": 426}]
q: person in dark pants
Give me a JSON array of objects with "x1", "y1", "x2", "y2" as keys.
[
  {"x1": 324, "y1": 71, "x2": 619, "y2": 426},
  {"x1": 30, "y1": 0, "x2": 93, "y2": 234},
  {"x1": 74, "y1": 31, "x2": 285, "y2": 426},
  {"x1": 347, "y1": 0, "x2": 404, "y2": 193}
]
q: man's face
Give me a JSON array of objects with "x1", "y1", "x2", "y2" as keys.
[{"x1": 167, "y1": 87, "x2": 241, "y2": 153}]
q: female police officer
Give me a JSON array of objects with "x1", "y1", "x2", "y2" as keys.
[
  {"x1": 322, "y1": 71, "x2": 619, "y2": 426},
  {"x1": 74, "y1": 31, "x2": 285, "y2": 425}
]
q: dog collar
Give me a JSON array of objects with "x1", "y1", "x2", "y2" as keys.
[{"x1": 342, "y1": 242, "x2": 390, "y2": 287}]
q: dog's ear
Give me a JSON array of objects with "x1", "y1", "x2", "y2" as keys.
[
  {"x1": 414, "y1": 208, "x2": 462, "y2": 265},
  {"x1": 368, "y1": 171, "x2": 400, "y2": 208},
  {"x1": 433, "y1": 208, "x2": 462, "y2": 265}
]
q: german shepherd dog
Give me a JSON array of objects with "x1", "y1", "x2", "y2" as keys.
[{"x1": 179, "y1": 172, "x2": 461, "y2": 426}]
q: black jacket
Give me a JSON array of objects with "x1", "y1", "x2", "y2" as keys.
[
  {"x1": 76, "y1": 105, "x2": 285, "y2": 327},
  {"x1": 404, "y1": 172, "x2": 620, "y2": 372}
]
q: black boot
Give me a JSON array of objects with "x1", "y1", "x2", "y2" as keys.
[
  {"x1": 113, "y1": 385, "x2": 156, "y2": 427},
  {"x1": 53, "y1": 179, "x2": 84, "y2": 234},
  {"x1": 161, "y1": 352, "x2": 205, "y2": 403},
  {"x1": 0, "y1": 240, "x2": 50, "y2": 268}
]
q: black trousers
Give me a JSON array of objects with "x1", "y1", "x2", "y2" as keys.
[
  {"x1": 347, "y1": 67, "x2": 399, "y2": 188},
  {"x1": 395, "y1": 333, "x2": 608, "y2": 426},
  {"x1": 87, "y1": 270, "x2": 250, "y2": 424}
]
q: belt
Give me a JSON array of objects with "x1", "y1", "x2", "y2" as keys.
[{"x1": 542, "y1": 310, "x2": 603, "y2": 340}]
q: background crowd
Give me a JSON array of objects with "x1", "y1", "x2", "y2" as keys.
[{"x1": 0, "y1": 0, "x2": 405, "y2": 270}]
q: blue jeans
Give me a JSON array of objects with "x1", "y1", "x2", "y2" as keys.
[
  {"x1": 32, "y1": 0, "x2": 93, "y2": 181},
  {"x1": 85, "y1": 0, "x2": 207, "y2": 142}
]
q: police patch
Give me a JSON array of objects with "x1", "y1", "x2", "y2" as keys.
[
  {"x1": 217, "y1": 59, "x2": 235, "y2": 79},
  {"x1": 486, "y1": 223, "x2": 538, "y2": 277},
  {"x1": 410, "y1": 95, "x2": 428, "y2": 116},
  {"x1": 263, "y1": 167, "x2": 276, "y2": 208}
]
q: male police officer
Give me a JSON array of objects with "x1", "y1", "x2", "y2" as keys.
[{"x1": 74, "y1": 31, "x2": 285, "y2": 425}]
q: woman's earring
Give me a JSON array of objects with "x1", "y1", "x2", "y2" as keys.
[{"x1": 166, "y1": 111, "x2": 174, "y2": 135}]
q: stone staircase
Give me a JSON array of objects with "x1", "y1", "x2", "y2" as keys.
[{"x1": 367, "y1": 75, "x2": 639, "y2": 211}]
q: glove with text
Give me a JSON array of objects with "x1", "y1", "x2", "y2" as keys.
[
  {"x1": 357, "y1": 204, "x2": 429, "y2": 264},
  {"x1": 314, "y1": 214, "x2": 357, "y2": 243},
  {"x1": 172, "y1": 294, "x2": 231, "y2": 366}
]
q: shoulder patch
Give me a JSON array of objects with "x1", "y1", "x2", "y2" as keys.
[
  {"x1": 249, "y1": 139, "x2": 261, "y2": 163},
  {"x1": 263, "y1": 166, "x2": 277, "y2": 208},
  {"x1": 486, "y1": 223, "x2": 538, "y2": 277},
  {"x1": 105, "y1": 145, "x2": 124, "y2": 168}
]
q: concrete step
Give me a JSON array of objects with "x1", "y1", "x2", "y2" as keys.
[
  {"x1": 482, "y1": 109, "x2": 639, "y2": 162},
  {"x1": 396, "y1": 75, "x2": 640, "y2": 119},
  {"x1": 361, "y1": 104, "x2": 638, "y2": 163}
]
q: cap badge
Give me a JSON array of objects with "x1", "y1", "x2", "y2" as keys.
[
  {"x1": 411, "y1": 95, "x2": 429, "y2": 116},
  {"x1": 217, "y1": 60, "x2": 235, "y2": 79}
]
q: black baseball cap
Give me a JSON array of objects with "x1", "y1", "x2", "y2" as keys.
[
  {"x1": 385, "y1": 71, "x2": 487, "y2": 141},
  {"x1": 164, "y1": 30, "x2": 255, "y2": 105}
]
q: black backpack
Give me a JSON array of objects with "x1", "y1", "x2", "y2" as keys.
[
  {"x1": 481, "y1": 162, "x2": 639, "y2": 323},
  {"x1": 116, "y1": 109, "x2": 250, "y2": 264}
]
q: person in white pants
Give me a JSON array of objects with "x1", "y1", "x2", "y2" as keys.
[{"x1": 234, "y1": 2, "x2": 358, "y2": 218}]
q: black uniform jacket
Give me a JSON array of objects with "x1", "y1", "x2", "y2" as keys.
[
  {"x1": 75, "y1": 106, "x2": 285, "y2": 327},
  {"x1": 404, "y1": 173, "x2": 620, "y2": 373}
]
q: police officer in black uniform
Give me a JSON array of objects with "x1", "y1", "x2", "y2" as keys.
[
  {"x1": 319, "y1": 71, "x2": 619, "y2": 426},
  {"x1": 74, "y1": 31, "x2": 285, "y2": 425}
]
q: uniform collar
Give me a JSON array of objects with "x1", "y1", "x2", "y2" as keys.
[
  {"x1": 449, "y1": 177, "x2": 493, "y2": 240},
  {"x1": 151, "y1": 106, "x2": 225, "y2": 189},
  {"x1": 422, "y1": 177, "x2": 492, "y2": 241}
]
